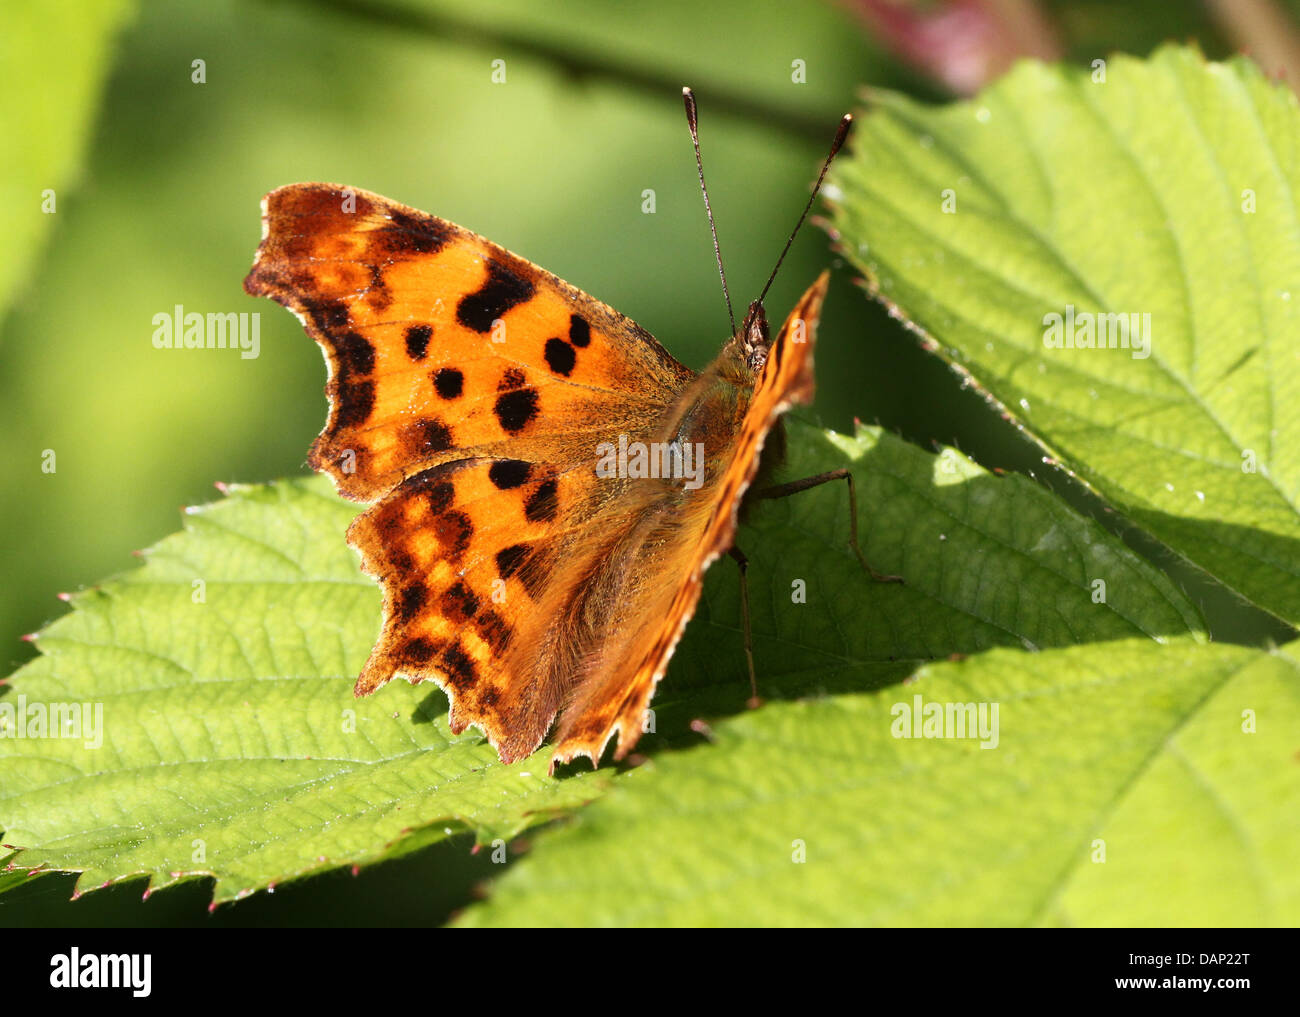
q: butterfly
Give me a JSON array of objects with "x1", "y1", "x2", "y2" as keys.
[{"x1": 244, "y1": 90, "x2": 882, "y2": 772}]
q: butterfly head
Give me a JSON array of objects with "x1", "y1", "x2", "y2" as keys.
[
  {"x1": 740, "y1": 299, "x2": 771, "y2": 373},
  {"x1": 683, "y1": 88, "x2": 849, "y2": 371}
]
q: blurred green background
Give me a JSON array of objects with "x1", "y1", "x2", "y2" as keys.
[{"x1": 3, "y1": 0, "x2": 1297, "y2": 925}]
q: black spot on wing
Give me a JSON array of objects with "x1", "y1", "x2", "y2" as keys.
[
  {"x1": 441, "y1": 642, "x2": 478, "y2": 690},
  {"x1": 336, "y1": 331, "x2": 375, "y2": 375},
  {"x1": 405, "y1": 324, "x2": 432, "y2": 360},
  {"x1": 475, "y1": 608, "x2": 512, "y2": 652},
  {"x1": 524, "y1": 479, "x2": 558, "y2": 523},
  {"x1": 456, "y1": 259, "x2": 536, "y2": 333},
  {"x1": 440, "y1": 581, "x2": 481, "y2": 623},
  {"x1": 434, "y1": 510, "x2": 474, "y2": 562},
  {"x1": 378, "y1": 210, "x2": 452, "y2": 255},
  {"x1": 330, "y1": 331, "x2": 377, "y2": 429},
  {"x1": 496, "y1": 543, "x2": 528, "y2": 579},
  {"x1": 488, "y1": 459, "x2": 531, "y2": 490},
  {"x1": 334, "y1": 380, "x2": 375, "y2": 429},
  {"x1": 422, "y1": 479, "x2": 454, "y2": 516},
  {"x1": 434, "y1": 367, "x2": 463, "y2": 399},
  {"x1": 544, "y1": 337, "x2": 576, "y2": 376},
  {"x1": 498, "y1": 367, "x2": 526, "y2": 392},
  {"x1": 569, "y1": 314, "x2": 591, "y2": 348},
  {"x1": 404, "y1": 637, "x2": 437, "y2": 664},
  {"x1": 397, "y1": 583, "x2": 427, "y2": 623},
  {"x1": 409, "y1": 418, "x2": 452, "y2": 454},
  {"x1": 494, "y1": 389, "x2": 539, "y2": 433},
  {"x1": 515, "y1": 545, "x2": 550, "y2": 598},
  {"x1": 367, "y1": 265, "x2": 391, "y2": 311},
  {"x1": 309, "y1": 301, "x2": 350, "y2": 333}
]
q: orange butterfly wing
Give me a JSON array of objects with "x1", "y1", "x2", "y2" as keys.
[
  {"x1": 548, "y1": 273, "x2": 826, "y2": 769},
  {"x1": 246, "y1": 184, "x2": 697, "y2": 761},
  {"x1": 245, "y1": 184, "x2": 693, "y2": 500},
  {"x1": 246, "y1": 182, "x2": 825, "y2": 769}
]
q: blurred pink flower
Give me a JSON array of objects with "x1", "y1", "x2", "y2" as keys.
[{"x1": 845, "y1": 0, "x2": 1062, "y2": 94}]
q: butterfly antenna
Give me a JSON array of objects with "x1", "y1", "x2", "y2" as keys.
[
  {"x1": 756, "y1": 113, "x2": 853, "y2": 308},
  {"x1": 683, "y1": 87, "x2": 736, "y2": 335}
]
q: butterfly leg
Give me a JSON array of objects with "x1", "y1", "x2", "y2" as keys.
[
  {"x1": 727, "y1": 546, "x2": 763, "y2": 708},
  {"x1": 752, "y1": 468, "x2": 904, "y2": 584}
]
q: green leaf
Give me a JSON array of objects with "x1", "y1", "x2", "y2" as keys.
[
  {"x1": 0, "y1": 0, "x2": 135, "y2": 317},
  {"x1": 458, "y1": 638, "x2": 1300, "y2": 927},
  {"x1": 0, "y1": 420, "x2": 1199, "y2": 904},
  {"x1": 661, "y1": 418, "x2": 1204, "y2": 729},
  {"x1": 0, "y1": 868, "x2": 46, "y2": 897},
  {"x1": 0, "y1": 476, "x2": 608, "y2": 904},
  {"x1": 828, "y1": 44, "x2": 1300, "y2": 625}
]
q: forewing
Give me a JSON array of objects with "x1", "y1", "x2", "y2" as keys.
[{"x1": 244, "y1": 183, "x2": 694, "y2": 500}]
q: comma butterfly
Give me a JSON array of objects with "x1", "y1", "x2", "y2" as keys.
[{"x1": 244, "y1": 90, "x2": 882, "y2": 771}]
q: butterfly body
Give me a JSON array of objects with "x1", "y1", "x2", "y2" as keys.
[{"x1": 246, "y1": 183, "x2": 825, "y2": 770}]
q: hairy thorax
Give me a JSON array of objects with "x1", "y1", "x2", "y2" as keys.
[{"x1": 654, "y1": 337, "x2": 756, "y2": 495}]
